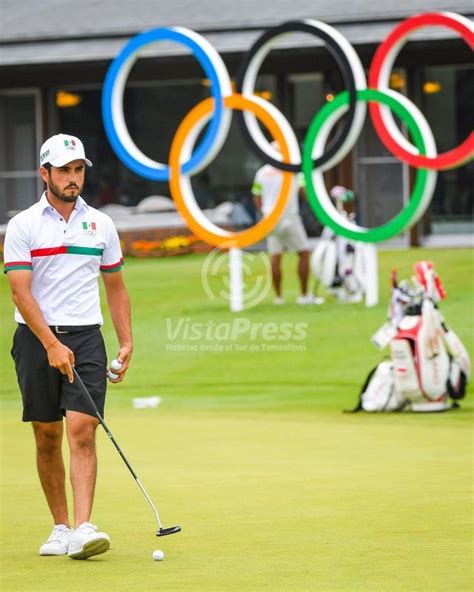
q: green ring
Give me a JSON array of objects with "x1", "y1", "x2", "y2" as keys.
[{"x1": 302, "y1": 88, "x2": 428, "y2": 242}]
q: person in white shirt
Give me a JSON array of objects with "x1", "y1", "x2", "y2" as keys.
[
  {"x1": 252, "y1": 144, "x2": 321, "y2": 305},
  {"x1": 3, "y1": 134, "x2": 133, "y2": 560}
]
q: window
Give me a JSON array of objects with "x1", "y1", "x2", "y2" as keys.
[
  {"x1": 418, "y1": 65, "x2": 473, "y2": 235},
  {"x1": 352, "y1": 70, "x2": 408, "y2": 240},
  {"x1": 0, "y1": 90, "x2": 42, "y2": 224},
  {"x1": 54, "y1": 77, "x2": 281, "y2": 212}
]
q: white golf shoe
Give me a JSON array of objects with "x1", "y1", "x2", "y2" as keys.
[
  {"x1": 39, "y1": 524, "x2": 72, "y2": 556},
  {"x1": 68, "y1": 522, "x2": 110, "y2": 560}
]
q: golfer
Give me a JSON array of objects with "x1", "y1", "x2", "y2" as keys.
[
  {"x1": 252, "y1": 143, "x2": 322, "y2": 305},
  {"x1": 3, "y1": 134, "x2": 133, "y2": 559}
]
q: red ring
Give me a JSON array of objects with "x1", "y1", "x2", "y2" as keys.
[{"x1": 369, "y1": 12, "x2": 474, "y2": 170}]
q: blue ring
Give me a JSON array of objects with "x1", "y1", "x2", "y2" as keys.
[{"x1": 102, "y1": 28, "x2": 225, "y2": 181}]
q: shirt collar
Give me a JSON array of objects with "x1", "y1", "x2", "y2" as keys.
[{"x1": 39, "y1": 192, "x2": 89, "y2": 214}]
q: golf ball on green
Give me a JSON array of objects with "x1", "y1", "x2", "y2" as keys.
[{"x1": 152, "y1": 549, "x2": 164, "y2": 561}]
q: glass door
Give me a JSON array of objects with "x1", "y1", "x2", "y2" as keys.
[{"x1": 352, "y1": 69, "x2": 409, "y2": 245}]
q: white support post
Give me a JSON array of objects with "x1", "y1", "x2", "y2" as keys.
[
  {"x1": 229, "y1": 247, "x2": 244, "y2": 312},
  {"x1": 364, "y1": 243, "x2": 379, "y2": 307}
]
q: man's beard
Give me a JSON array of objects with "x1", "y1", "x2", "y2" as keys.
[{"x1": 48, "y1": 178, "x2": 83, "y2": 203}]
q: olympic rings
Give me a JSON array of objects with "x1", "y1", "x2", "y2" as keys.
[
  {"x1": 102, "y1": 12, "x2": 472, "y2": 248},
  {"x1": 369, "y1": 12, "x2": 474, "y2": 169},
  {"x1": 169, "y1": 93, "x2": 299, "y2": 248},
  {"x1": 102, "y1": 27, "x2": 232, "y2": 181},
  {"x1": 303, "y1": 88, "x2": 437, "y2": 242},
  {"x1": 235, "y1": 19, "x2": 367, "y2": 172}
]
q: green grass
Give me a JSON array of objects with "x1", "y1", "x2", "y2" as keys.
[{"x1": 0, "y1": 248, "x2": 473, "y2": 591}]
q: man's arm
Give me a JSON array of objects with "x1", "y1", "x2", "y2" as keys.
[
  {"x1": 101, "y1": 270, "x2": 133, "y2": 383},
  {"x1": 253, "y1": 193, "x2": 262, "y2": 214},
  {"x1": 252, "y1": 177, "x2": 263, "y2": 215},
  {"x1": 297, "y1": 172, "x2": 307, "y2": 201},
  {"x1": 6, "y1": 271, "x2": 75, "y2": 382}
]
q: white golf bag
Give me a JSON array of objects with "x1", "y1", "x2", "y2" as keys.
[
  {"x1": 311, "y1": 226, "x2": 366, "y2": 303},
  {"x1": 353, "y1": 261, "x2": 470, "y2": 413}
]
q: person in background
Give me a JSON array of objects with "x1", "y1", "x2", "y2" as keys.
[{"x1": 252, "y1": 142, "x2": 322, "y2": 305}]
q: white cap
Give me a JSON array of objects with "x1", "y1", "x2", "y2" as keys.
[{"x1": 39, "y1": 134, "x2": 93, "y2": 168}]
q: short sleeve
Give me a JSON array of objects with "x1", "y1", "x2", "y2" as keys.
[
  {"x1": 100, "y1": 217, "x2": 124, "y2": 273},
  {"x1": 3, "y1": 215, "x2": 32, "y2": 273}
]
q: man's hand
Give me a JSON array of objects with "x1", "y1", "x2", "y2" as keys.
[
  {"x1": 102, "y1": 270, "x2": 133, "y2": 384},
  {"x1": 7, "y1": 270, "x2": 76, "y2": 383},
  {"x1": 46, "y1": 340, "x2": 75, "y2": 383}
]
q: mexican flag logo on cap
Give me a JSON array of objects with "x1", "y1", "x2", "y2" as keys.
[
  {"x1": 64, "y1": 138, "x2": 78, "y2": 152},
  {"x1": 83, "y1": 221, "x2": 97, "y2": 236}
]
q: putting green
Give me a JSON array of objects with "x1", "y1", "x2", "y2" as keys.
[{"x1": 1, "y1": 248, "x2": 472, "y2": 591}]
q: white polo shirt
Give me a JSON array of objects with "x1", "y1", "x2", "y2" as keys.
[
  {"x1": 3, "y1": 193, "x2": 124, "y2": 326},
  {"x1": 252, "y1": 166, "x2": 303, "y2": 219}
]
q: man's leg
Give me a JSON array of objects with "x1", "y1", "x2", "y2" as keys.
[
  {"x1": 32, "y1": 421, "x2": 70, "y2": 526},
  {"x1": 271, "y1": 253, "x2": 283, "y2": 298},
  {"x1": 66, "y1": 410, "x2": 110, "y2": 559},
  {"x1": 65, "y1": 410, "x2": 99, "y2": 527},
  {"x1": 297, "y1": 250, "x2": 310, "y2": 296}
]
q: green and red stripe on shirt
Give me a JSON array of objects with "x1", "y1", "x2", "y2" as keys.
[
  {"x1": 4, "y1": 246, "x2": 124, "y2": 273},
  {"x1": 3, "y1": 261, "x2": 33, "y2": 272}
]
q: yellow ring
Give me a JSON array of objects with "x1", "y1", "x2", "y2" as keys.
[{"x1": 169, "y1": 93, "x2": 293, "y2": 248}]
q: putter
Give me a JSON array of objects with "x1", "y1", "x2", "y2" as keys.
[{"x1": 72, "y1": 367, "x2": 181, "y2": 537}]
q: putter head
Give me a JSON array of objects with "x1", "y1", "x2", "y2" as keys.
[{"x1": 156, "y1": 525, "x2": 181, "y2": 537}]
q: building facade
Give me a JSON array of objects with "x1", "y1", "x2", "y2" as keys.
[{"x1": 1, "y1": 1, "x2": 472, "y2": 244}]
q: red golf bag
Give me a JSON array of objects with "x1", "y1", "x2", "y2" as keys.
[{"x1": 354, "y1": 261, "x2": 470, "y2": 412}]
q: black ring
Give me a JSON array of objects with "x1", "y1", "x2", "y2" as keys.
[{"x1": 235, "y1": 20, "x2": 359, "y2": 172}]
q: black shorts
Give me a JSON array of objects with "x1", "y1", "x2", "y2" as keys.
[{"x1": 11, "y1": 324, "x2": 107, "y2": 423}]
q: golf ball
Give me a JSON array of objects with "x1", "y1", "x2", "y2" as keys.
[
  {"x1": 152, "y1": 549, "x2": 164, "y2": 561},
  {"x1": 107, "y1": 371, "x2": 119, "y2": 380},
  {"x1": 111, "y1": 359, "x2": 122, "y2": 371}
]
